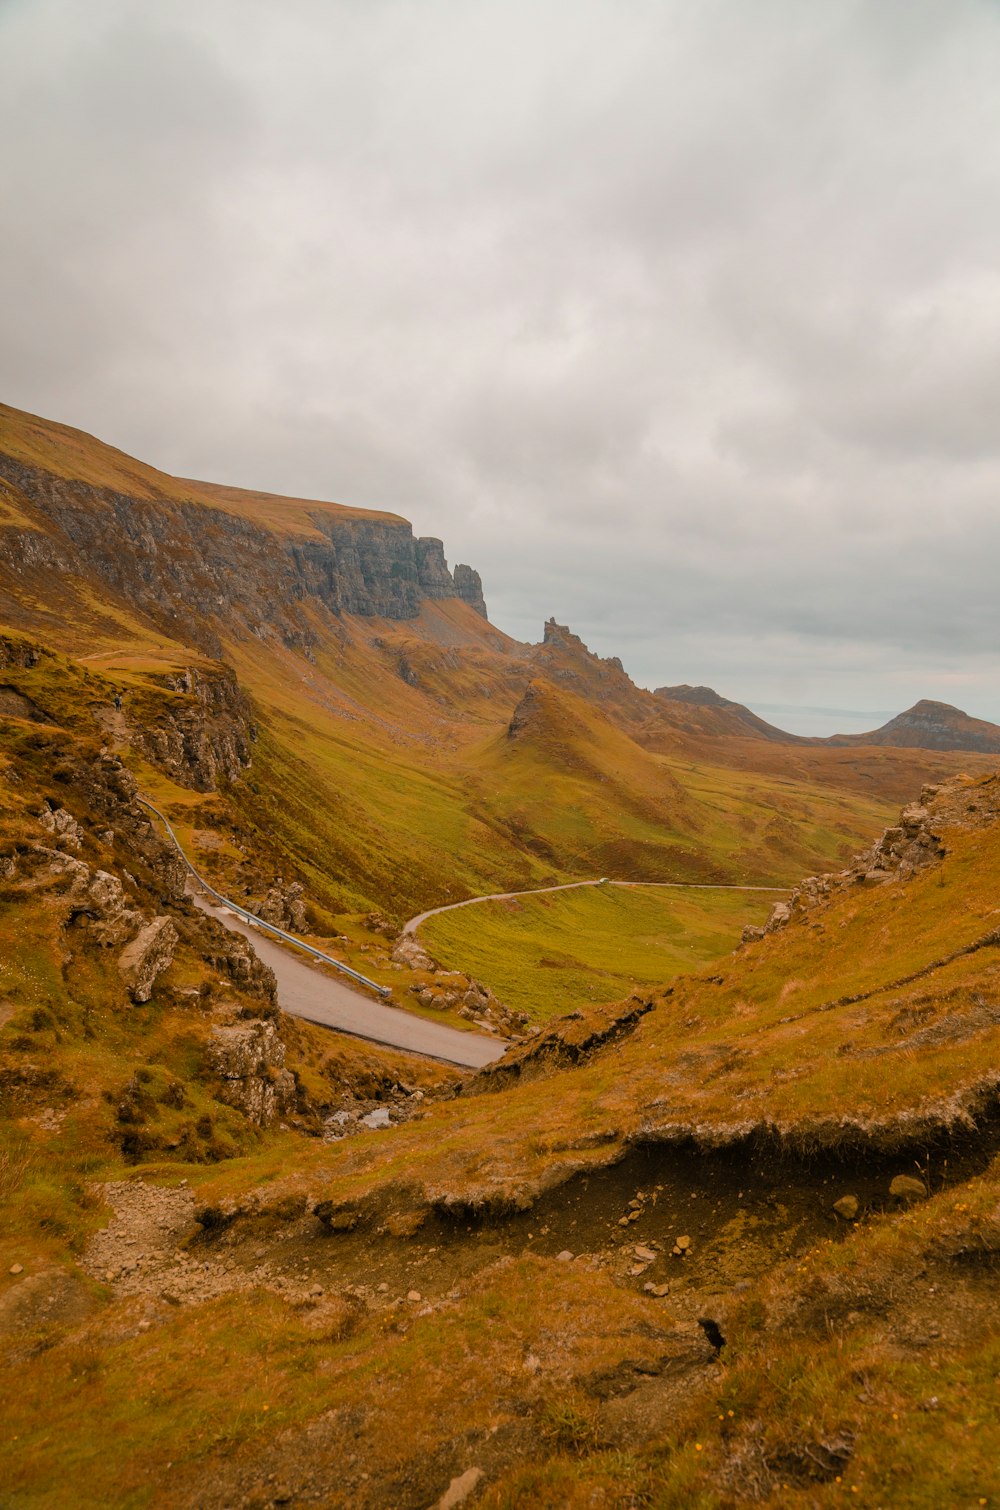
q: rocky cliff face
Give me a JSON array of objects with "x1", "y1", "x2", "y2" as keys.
[
  {"x1": 0, "y1": 454, "x2": 489, "y2": 653},
  {"x1": 127, "y1": 666, "x2": 256, "y2": 793}
]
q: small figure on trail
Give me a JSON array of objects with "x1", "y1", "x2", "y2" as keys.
[{"x1": 113, "y1": 692, "x2": 123, "y2": 713}]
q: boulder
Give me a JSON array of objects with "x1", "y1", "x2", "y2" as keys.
[
  {"x1": 38, "y1": 806, "x2": 83, "y2": 850},
  {"x1": 889, "y1": 1175, "x2": 928, "y2": 1202},
  {"x1": 764, "y1": 901, "x2": 792, "y2": 934},
  {"x1": 257, "y1": 881, "x2": 307, "y2": 932},
  {"x1": 117, "y1": 916, "x2": 178, "y2": 1003},
  {"x1": 210, "y1": 1019, "x2": 295, "y2": 1126},
  {"x1": 833, "y1": 1195, "x2": 859, "y2": 1220},
  {"x1": 85, "y1": 870, "x2": 143, "y2": 946}
]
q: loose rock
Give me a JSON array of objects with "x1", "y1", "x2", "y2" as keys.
[
  {"x1": 833, "y1": 1195, "x2": 859, "y2": 1220},
  {"x1": 436, "y1": 1467, "x2": 485, "y2": 1509},
  {"x1": 889, "y1": 1175, "x2": 928, "y2": 1201}
]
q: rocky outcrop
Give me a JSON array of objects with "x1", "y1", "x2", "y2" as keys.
[
  {"x1": 453, "y1": 563, "x2": 488, "y2": 618},
  {"x1": 130, "y1": 666, "x2": 256, "y2": 792},
  {"x1": 37, "y1": 806, "x2": 83, "y2": 850},
  {"x1": 0, "y1": 634, "x2": 41, "y2": 671},
  {"x1": 256, "y1": 880, "x2": 307, "y2": 933},
  {"x1": 0, "y1": 454, "x2": 490, "y2": 655},
  {"x1": 744, "y1": 773, "x2": 1000, "y2": 946},
  {"x1": 210, "y1": 1020, "x2": 296, "y2": 1126},
  {"x1": 117, "y1": 916, "x2": 179, "y2": 1003},
  {"x1": 80, "y1": 869, "x2": 143, "y2": 946}
]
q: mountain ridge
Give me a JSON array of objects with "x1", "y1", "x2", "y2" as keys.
[{"x1": 655, "y1": 680, "x2": 1000, "y2": 754}]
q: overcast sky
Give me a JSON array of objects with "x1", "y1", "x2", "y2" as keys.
[{"x1": 2, "y1": 0, "x2": 998, "y2": 729}]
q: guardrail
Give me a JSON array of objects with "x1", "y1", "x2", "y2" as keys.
[{"x1": 137, "y1": 795, "x2": 393, "y2": 998}]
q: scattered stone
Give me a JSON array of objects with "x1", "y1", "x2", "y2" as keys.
[
  {"x1": 633, "y1": 1245, "x2": 657, "y2": 1262},
  {"x1": 9, "y1": 1263, "x2": 23, "y2": 1276},
  {"x1": 890, "y1": 1175, "x2": 928, "y2": 1201},
  {"x1": 436, "y1": 1467, "x2": 485, "y2": 1510},
  {"x1": 833, "y1": 1195, "x2": 859, "y2": 1220},
  {"x1": 361, "y1": 1108, "x2": 392, "y2": 1130},
  {"x1": 377, "y1": 1282, "x2": 389, "y2": 1293},
  {"x1": 407, "y1": 1290, "x2": 422, "y2": 1303},
  {"x1": 674, "y1": 1235, "x2": 692, "y2": 1253},
  {"x1": 643, "y1": 1282, "x2": 669, "y2": 1298},
  {"x1": 555, "y1": 1250, "x2": 574, "y2": 1263},
  {"x1": 391, "y1": 935, "x2": 436, "y2": 971}
]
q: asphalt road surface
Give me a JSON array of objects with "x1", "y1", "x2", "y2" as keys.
[{"x1": 192, "y1": 890, "x2": 506, "y2": 1070}]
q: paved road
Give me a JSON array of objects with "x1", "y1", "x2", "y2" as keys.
[
  {"x1": 192, "y1": 890, "x2": 506, "y2": 1069},
  {"x1": 403, "y1": 876, "x2": 788, "y2": 936}
]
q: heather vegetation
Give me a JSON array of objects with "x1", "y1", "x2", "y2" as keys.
[{"x1": 1, "y1": 405, "x2": 999, "y2": 1507}]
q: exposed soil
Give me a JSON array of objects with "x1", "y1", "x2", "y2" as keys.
[{"x1": 83, "y1": 1112, "x2": 1000, "y2": 1328}]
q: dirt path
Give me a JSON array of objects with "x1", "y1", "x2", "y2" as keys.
[{"x1": 402, "y1": 876, "x2": 789, "y2": 936}]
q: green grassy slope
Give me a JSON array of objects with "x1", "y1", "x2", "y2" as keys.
[{"x1": 421, "y1": 882, "x2": 780, "y2": 1021}]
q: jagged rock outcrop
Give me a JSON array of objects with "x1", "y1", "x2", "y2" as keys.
[
  {"x1": 128, "y1": 666, "x2": 255, "y2": 793},
  {"x1": 256, "y1": 880, "x2": 307, "y2": 933},
  {"x1": 0, "y1": 448, "x2": 490, "y2": 655},
  {"x1": 37, "y1": 805, "x2": 83, "y2": 849},
  {"x1": 209, "y1": 1020, "x2": 296, "y2": 1126},
  {"x1": 117, "y1": 916, "x2": 179, "y2": 1003},
  {"x1": 79, "y1": 869, "x2": 144, "y2": 946},
  {"x1": 744, "y1": 774, "x2": 1000, "y2": 945},
  {"x1": 453, "y1": 563, "x2": 488, "y2": 618}
]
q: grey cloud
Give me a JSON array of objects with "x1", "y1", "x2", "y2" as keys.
[{"x1": 1, "y1": 0, "x2": 998, "y2": 724}]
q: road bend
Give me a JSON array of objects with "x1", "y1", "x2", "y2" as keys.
[
  {"x1": 191, "y1": 891, "x2": 505, "y2": 1070},
  {"x1": 403, "y1": 876, "x2": 789, "y2": 936},
  {"x1": 138, "y1": 795, "x2": 504, "y2": 1069}
]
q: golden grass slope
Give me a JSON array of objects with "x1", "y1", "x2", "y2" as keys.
[
  {"x1": 0, "y1": 402, "x2": 403, "y2": 533},
  {"x1": 191, "y1": 768, "x2": 1000, "y2": 1224}
]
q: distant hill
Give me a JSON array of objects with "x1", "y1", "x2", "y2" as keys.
[
  {"x1": 824, "y1": 698, "x2": 1000, "y2": 754},
  {"x1": 653, "y1": 684, "x2": 1000, "y2": 756},
  {"x1": 653, "y1": 683, "x2": 799, "y2": 743}
]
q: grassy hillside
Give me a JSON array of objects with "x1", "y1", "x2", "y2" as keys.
[
  {"x1": 5, "y1": 404, "x2": 1000, "y2": 1506},
  {"x1": 420, "y1": 882, "x2": 780, "y2": 1021},
  {"x1": 3, "y1": 766, "x2": 1000, "y2": 1507}
]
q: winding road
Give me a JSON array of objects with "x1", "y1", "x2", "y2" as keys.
[
  {"x1": 190, "y1": 890, "x2": 505, "y2": 1069},
  {"x1": 143, "y1": 795, "x2": 786, "y2": 1071},
  {"x1": 403, "y1": 876, "x2": 789, "y2": 936},
  {"x1": 139, "y1": 796, "x2": 505, "y2": 1070}
]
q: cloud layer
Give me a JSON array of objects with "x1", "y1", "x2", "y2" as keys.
[{"x1": 2, "y1": 0, "x2": 998, "y2": 721}]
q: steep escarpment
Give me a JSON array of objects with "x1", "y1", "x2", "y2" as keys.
[{"x1": 0, "y1": 404, "x2": 488, "y2": 652}]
